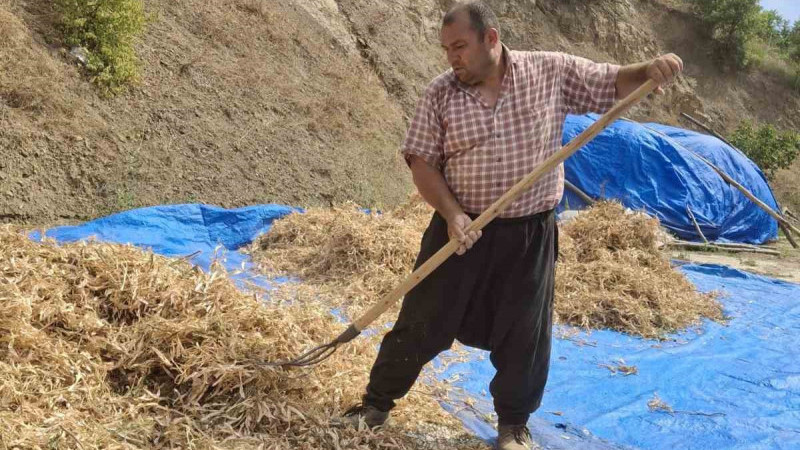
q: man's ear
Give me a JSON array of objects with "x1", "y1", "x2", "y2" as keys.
[{"x1": 485, "y1": 28, "x2": 499, "y2": 46}]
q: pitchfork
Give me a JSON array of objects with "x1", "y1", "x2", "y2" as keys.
[{"x1": 260, "y1": 80, "x2": 659, "y2": 368}]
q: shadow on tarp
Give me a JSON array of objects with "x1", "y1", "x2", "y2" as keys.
[{"x1": 29, "y1": 204, "x2": 800, "y2": 449}]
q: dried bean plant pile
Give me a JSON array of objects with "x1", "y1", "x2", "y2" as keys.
[
  {"x1": 248, "y1": 196, "x2": 433, "y2": 319},
  {"x1": 251, "y1": 198, "x2": 723, "y2": 339},
  {"x1": 0, "y1": 225, "x2": 487, "y2": 449},
  {"x1": 556, "y1": 202, "x2": 723, "y2": 338}
]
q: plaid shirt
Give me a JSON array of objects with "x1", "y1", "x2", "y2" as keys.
[{"x1": 402, "y1": 47, "x2": 620, "y2": 218}]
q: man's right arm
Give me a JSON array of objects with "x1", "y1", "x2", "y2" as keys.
[
  {"x1": 408, "y1": 155, "x2": 481, "y2": 255},
  {"x1": 402, "y1": 80, "x2": 481, "y2": 254},
  {"x1": 409, "y1": 155, "x2": 462, "y2": 222}
]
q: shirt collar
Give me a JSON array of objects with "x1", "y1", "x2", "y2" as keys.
[{"x1": 502, "y1": 44, "x2": 518, "y2": 68}]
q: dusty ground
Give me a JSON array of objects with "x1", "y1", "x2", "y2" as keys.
[
  {"x1": 1, "y1": 0, "x2": 798, "y2": 225},
  {"x1": 772, "y1": 159, "x2": 800, "y2": 216},
  {"x1": 1, "y1": 0, "x2": 414, "y2": 225},
  {"x1": 670, "y1": 235, "x2": 800, "y2": 284}
]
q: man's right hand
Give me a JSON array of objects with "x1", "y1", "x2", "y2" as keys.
[
  {"x1": 446, "y1": 213, "x2": 482, "y2": 255},
  {"x1": 406, "y1": 156, "x2": 482, "y2": 255}
]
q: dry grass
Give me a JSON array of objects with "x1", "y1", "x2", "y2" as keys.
[
  {"x1": 647, "y1": 393, "x2": 674, "y2": 414},
  {"x1": 0, "y1": 4, "x2": 56, "y2": 113},
  {"x1": 0, "y1": 224, "x2": 488, "y2": 449},
  {"x1": 556, "y1": 202, "x2": 724, "y2": 338},
  {"x1": 250, "y1": 199, "x2": 724, "y2": 339},
  {"x1": 1, "y1": 0, "x2": 413, "y2": 223},
  {"x1": 248, "y1": 195, "x2": 433, "y2": 320},
  {"x1": 0, "y1": 2, "x2": 92, "y2": 125},
  {"x1": 773, "y1": 158, "x2": 800, "y2": 217}
]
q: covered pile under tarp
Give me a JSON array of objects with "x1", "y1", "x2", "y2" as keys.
[{"x1": 560, "y1": 114, "x2": 780, "y2": 244}]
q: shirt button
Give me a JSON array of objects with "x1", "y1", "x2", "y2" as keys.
[
  {"x1": 495, "y1": 132, "x2": 501, "y2": 138},
  {"x1": 496, "y1": 157, "x2": 502, "y2": 162},
  {"x1": 496, "y1": 182, "x2": 501, "y2": 187}
]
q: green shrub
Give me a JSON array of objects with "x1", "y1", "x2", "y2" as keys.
[
  {"x1": 56, "y1": 0, "x2": 146, "y2": 94},
  {"x1": 693, "y1": 0, "x2": 762, "y2": 68},
  {"x1": 694, "y1": 1, "x2": 800, "y2": 91},
  {"x1": 730, "y1": 121, "x2": 800, "y2": 179},
  {"x1": 789, "y1": 22, "x2": 800, "y2": 63},
  {"x1": 743, "y1": 37, "x2": 768, "y2": 67}
]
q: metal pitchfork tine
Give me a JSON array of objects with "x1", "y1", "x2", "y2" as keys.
[
  {"x1": 258, "y1": 80, "x2": 659, "y2": 369},
  {"x1": 254, "y1": 325, "x2": 360, "y2": 368}
]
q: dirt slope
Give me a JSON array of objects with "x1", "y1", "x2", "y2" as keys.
[
  {"x1": 1, "y1": 0, "x2": 410, "y2": 223},
  {"x1": 1, "y1": 0, "x2": 798, "y2": 224}
]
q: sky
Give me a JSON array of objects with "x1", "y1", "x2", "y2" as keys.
[{"x1": 760, "y1": 0, "x2": 800, "y2": 24}]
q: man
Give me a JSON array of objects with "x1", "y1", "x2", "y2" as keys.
[{"x1": 334, "y1": 2, "x2": 682, "y2": 449}]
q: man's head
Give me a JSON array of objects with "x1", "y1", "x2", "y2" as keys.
[{"x1": 440, "y1": 1, "x2": 502, "y2": 85}]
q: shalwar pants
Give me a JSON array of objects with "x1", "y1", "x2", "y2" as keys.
[{"x1": 363, "y1": 209, "x2": 558, "y2": 425}]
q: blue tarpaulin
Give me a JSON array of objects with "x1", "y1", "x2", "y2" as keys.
[
  {"x1": 445, "y1": 264, "x2": 800, "y2": 449},
  {"x1": 560, "y1": 114, "x2": 780, "y2": 244},
  {"x1": 30, "y1": 203, "x2": 298, "y2": 289},
  {"x1": 33, "y1": 204, "x2": 800, "y2": 449}
]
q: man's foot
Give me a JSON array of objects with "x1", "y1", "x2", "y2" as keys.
[
  {"x1": 496, "y1": 424, "x2": 538, "y2": 450},
  {"x1": 330, "y1": 404, "x2": 389, "y2": 429}
]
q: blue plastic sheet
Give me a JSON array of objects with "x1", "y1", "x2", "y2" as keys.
[
  {"x1": 31, "y1": 203, "x2": 298, "y2": 289},
  {"x1": 443, "y1": 264, "x2": 800, "y2": 449},
  {"x1": 33, "y1": 204, "x2": 800, "y2": 449},
  {"x1": 560, "y1": 115, "x2": 780, "y2": 244}
]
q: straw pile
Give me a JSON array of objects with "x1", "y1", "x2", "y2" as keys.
[
  {"x1": 0, "y1": 225, "x2": 487, "y2": 449},
  {"x1": 556, "y1": 202, "x2": 723, "y2": 338},
  {"x1": 251, "y1": 198, "x2": 722, "y2": 339},
  {"x1": 249, "y1": 196, "x2": 432, "y2": 319}
]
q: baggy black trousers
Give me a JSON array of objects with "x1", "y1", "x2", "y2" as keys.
[{"x1": 363, "y1": 209, "x2": 558, "y2": 425}]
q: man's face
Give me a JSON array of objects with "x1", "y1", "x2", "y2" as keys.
[{"x1": 440, "y1": 13, "x2": 493, "y2": 85}]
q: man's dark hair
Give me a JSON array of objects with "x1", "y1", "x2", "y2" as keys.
[{"x1": 442, "y1": 1, "x2": 500, "y2": 39}]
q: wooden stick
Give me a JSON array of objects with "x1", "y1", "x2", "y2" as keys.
[
  {"x1": 681, "y1": 113, "x2": 737, "y2": 149},
  {"x1": 351, "y1": 80, "x2": 659, "y2": 332},
  {"x1": 680, "y1": 113, "x2": 800, "y2": 242},
  {"x1": 686, "y1": 205, "x2": 708, "y2": 244},
  {"x1": 664, "y1": 239, "x2": 771, "y2": 251},
  {"x1": 668, "y1": 240, "x2": 780, "y2": 256},
  {"x1": 564, "y1": 180, "x2": 596, "y2": 205},
  {"x1": 779, "y1": 222, "x2": 799, "y2": 249},
  {"x1": 707, "y1": 242, "x2": 773, "y2": 250},
  {"x1": 693, "y1": 153, "x2": 800, "y2": 240}
]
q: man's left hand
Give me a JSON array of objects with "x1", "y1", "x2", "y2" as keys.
[{"x1": 647, "y1": 53, "x2": 683, "y2": 95}]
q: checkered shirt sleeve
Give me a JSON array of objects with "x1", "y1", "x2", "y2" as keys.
[
  {"x1": 561, "y1": 54, "x2": 620, "y2": 115},
  {"x1": 401, "y1": 86, "x2": 444, "y2": 170}
]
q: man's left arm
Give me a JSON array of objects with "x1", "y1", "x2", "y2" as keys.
[
  {"x1": 560, "y1": 52, "x2": 684, "y2": 115},
  {"x1": 616, "y1": 53, "x2": 684, "y2": 99}
]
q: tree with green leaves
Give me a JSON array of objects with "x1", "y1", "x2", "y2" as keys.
[
  {"x1": 730, "y1": 121, "x2": 800, "y2": 180},
  {"x1": 756, "y1": 9, "x2": 788, "y2": 46},
  {"x1": 788, "y1": 21, "x2": 800, "y2": 62},
  {"x1": 693, "y1": 0, "x2": 762, "y2": 68}
]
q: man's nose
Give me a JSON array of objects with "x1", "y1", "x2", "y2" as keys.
[{"x1": 447, "y1": 52, "x2": 459, "y2": 66}]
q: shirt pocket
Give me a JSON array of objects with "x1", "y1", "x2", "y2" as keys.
[
  {"x1": 442, "y1": 107, "x2": 491, "y2": 161},
  {"x1": 520, "y1": 99, "x2": 557, "y2": 161},
  {"x1": 516, "y1": 105, "x2": 546, "y2": 150}
]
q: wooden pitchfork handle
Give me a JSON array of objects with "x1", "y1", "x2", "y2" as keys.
[
  {"x1": 264, "y1": 80, "x2": 659, "y2": 368},
  {"x1": 350, "y1": 79, "x2": 659, "y2": 332}
]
